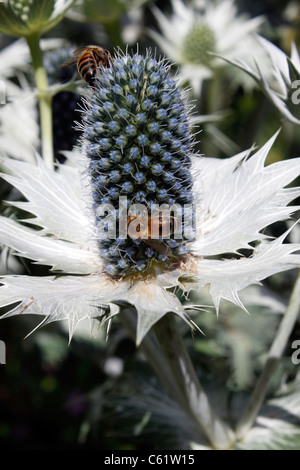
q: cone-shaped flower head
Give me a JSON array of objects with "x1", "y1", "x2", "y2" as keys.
[{"x1": 82, "y1": 52, "x2": 195, "y2": 276}]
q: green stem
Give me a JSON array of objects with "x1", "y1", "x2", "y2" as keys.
[
  {"x1": 207, "y1": 68, "x2": 222, "y2": 114},
  {"x1": 153, "y1": 314, "x2": 235, "y2": 450},
  {"x1": 26, "y1": 32, "x2": 54, "y2": 169},
  {"x1": 119, "y1": 308, "x2": 187, "y2": 410},
  {"x1": 202, "y1": 69, "x2": 222, "y2": 157},
  {"x1": 120, "y1": 309, "x2": 234, "y2": 449},
  {"x1": 236, "y1": 269, "x2": 300, "y2": 440}
]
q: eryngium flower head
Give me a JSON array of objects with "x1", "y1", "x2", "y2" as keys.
[
  {"x1": 0, "y1": 50, "x2": 300, "y2": 345},
  {"x1": 81, "y1": 52, "x2": 194, "y2": 276},
  {"x1": 149, "y1": 0, "x2": 264, "y2": 94}
]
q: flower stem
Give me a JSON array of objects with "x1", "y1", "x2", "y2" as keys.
[
  {"x1": 120, "y1": 309, "x2": 234, "y2": 448},
  {"x1": 236, "y1": 269, "x2": 300, "y2": 440},
  {"x1": 26, "y1": 32, "x2": 54, "y2": 169},
  {"x1": 202, "y1": 69, "x2": 222, "y2": 157},
  {"x1": 119, "y1": 308, "x2": 187, "y2": 410},
  {"x1": 153, "y1": 313, "x2": 234, "y2": 449},
  {"x1": 207, "y1": 68, "x2": 222, "y2": 114}
]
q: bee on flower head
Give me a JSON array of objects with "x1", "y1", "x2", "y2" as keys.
[
  {"x1": 60, "y1": 45, "x2": 111, "y2": 86},
  {"x1": 127, "y1": 210, "x2": 178, "y2": 258}
]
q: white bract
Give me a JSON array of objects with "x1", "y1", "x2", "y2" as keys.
[
  {"x1": 0, "y1": 81, "x2": 39, "y2": 163},
  {"x1": 222, "y1": 37, "x2": 300, "y2": 125},
  {"x1": 149, "y1": 0, "x2": 265, "y2": 94},
  {"x1": 0, "y1": 133, "x2": 299, "y2": 345}
]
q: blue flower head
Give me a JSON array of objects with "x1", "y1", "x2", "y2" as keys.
[{"x1": 82, "y1": 51, "x2": 195, "y2": 276}]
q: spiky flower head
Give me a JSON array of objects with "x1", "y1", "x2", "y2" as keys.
[{"x1": 81, "y1": 51, "x2": 195, "y2": 276}]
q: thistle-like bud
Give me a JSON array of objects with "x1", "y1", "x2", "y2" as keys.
[
  {"x1": 81, "y1": 52, "x2": 195, "y2": 276},
  {"x1": 182, "y1": 24, "x2": 216, "y2": 66}
]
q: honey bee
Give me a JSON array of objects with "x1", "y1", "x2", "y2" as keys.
[
  {"x1": 60, "y1": 45, "x2": 111, "y2": 86},
  {"x1": 126, "y1": 213, "x2": 177, "y2": 257}
]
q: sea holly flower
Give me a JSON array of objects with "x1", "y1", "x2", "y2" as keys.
[
  {"x1": 0, "y1": 51, "x2": 299, "y2": 348},
  {"x1": 0, "y1": 0, "x2": 76, "y2": 38},
  {"x1": 149, "y1": 0, "x2": 265, "y2": 94},
  {"x1": 221, "y1": 37, "x2": 300, "y2": 125}
]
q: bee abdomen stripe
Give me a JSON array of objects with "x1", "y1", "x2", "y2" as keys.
[{"x1": 78, "y1": 58, "x2": 95, "y2": 73}]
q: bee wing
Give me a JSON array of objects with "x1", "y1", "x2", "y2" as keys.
[
  {"x1": 59, "y1": 56, "x2": 78, "y2": 68},
  {"x1": 59, "y1": 46, "x2": 93, "y2": 68},
  {"x1": 72, "y1": 46, "x2": 90, "y2": 55},
  {"x1": 142, "y1": 239, "x2": 172, "y2": 256}
]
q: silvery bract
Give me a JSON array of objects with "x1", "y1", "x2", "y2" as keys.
[{"x1": 222, "y1": 36, "x2": 300, "y2": 125}]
